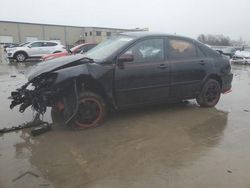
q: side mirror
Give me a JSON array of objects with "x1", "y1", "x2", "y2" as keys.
[
  {"x1": 216, "y1": 50, "x2": 223, "y2": 54},
  {"x1": 27, "y1": 45, "x2": 31, "y2": 48},
  {"x1": 118, "y1": 53, "x2": 134, "y2": 63}
]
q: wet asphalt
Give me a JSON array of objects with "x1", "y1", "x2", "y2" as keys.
[{"x1": 0, "y1": 62, "x2": 250, "y2": 188}]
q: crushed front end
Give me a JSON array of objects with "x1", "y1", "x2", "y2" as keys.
[{"x1": 10, "y1": 73, "x2": 60, "y2": 115}]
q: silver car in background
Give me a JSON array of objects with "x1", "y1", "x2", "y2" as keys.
[{"x1": 6, "y1": 40, "x2": 66, "y2": 62}]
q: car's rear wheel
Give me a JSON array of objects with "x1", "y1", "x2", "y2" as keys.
[
  {"x1": 196, "y1": 79, "x2": 221, "y2": 107},
  {"x1": 15, "y1": 52, "x2": 27, "y2": 62}
]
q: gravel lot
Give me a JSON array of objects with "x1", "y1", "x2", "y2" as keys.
[{"x1": 0, "y1": 62, "x2": 250, "y2": 188}]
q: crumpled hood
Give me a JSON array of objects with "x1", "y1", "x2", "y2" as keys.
[{"x1": 26, "y1": 54, "x2": 86, "y2": 81}]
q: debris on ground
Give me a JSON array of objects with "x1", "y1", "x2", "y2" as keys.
[
  {"x1": 10, "y1": 75, "x2": 16, "y2": 78},
  {"x1": 0, "y1": 113, "x2": 51, "y2": 136},
  {"x1": 31, "y1": 122, "x2": 52, "y2": 136},
  {"x1": 243, "y1": 109, "x2": 249, "y2": 112}
]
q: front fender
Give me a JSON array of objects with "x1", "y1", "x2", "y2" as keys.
[{"x1": 54, "y1": 64, "x2": 90, "y2": 84}]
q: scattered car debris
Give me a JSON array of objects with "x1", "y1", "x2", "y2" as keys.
[
  {"x1": 31, "y1": 122, "x2": 52, "y2": 136},
  {"x1": 10, "y1": 75, "x2": 16, "y2": 78},
  {"x1": 12, "y1": 171, "x2": 39, "y2": 182},
  {"x1": 243, "y1": 109, "x2": 249, "y2": 112},
  {"x1": 227, "y1": 170, "x2": 232, "y2": 173},
  {"x1": 0, "y1": 113, "x2": 51, "y2": 136}
]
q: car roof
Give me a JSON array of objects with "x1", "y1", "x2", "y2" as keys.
[
  {"x1": 120, "y1": 31, "x2": 194, "y2": 41},
  {"x1": 30, "y1": 40, "x2": 61, "y2": 43}
]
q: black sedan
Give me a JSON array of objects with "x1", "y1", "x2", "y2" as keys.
[{"x1": 10, "y1": 32, "x2": 233, "y2": 129}]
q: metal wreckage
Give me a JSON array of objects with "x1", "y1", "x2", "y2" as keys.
[{"x1": 7, "y1": 54, "x2": 111, "y2": 134}]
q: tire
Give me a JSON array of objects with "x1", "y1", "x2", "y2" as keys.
[
  {"x1": 51, "y1": 107, "x2": 64, "y2": 125},
  {"x1": 196, "y1": 79, "x2": 221, "y2": 107},
  {"x1": 70, "y1": 91, "x2": 107, "y2": 129},
  {"x1": 14, "y1": 52, "x2": 27, "y2": 62}
]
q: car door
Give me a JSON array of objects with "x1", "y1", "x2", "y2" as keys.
[
  {"x1": 115, "y1": 37, "x2": 170, "y2": 107},
  {"x1": 27, "y1": 42, "x2": 44, "y2": 57},
  {"x1": 167, "y1": 37, "x2": 210, "y2": 99}
]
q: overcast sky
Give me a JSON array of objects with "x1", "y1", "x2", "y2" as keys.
[{"x1": 0, "y1": 0, "x2": 250, "y2": 41}]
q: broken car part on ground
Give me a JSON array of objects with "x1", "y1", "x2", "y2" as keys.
[{"x1": 9, "y1": 32, "x2": 233, "y2": 129}]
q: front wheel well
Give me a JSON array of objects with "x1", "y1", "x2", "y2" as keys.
[
  {"x1": 76, "y1": 76, "x2": 111, "y2": 107},
  {"x1": 14, "y1": 51, "x2": 28, "y2": 58}
]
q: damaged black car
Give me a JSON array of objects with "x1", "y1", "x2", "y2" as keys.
[{"x1": 10, "y1": 32, "x2": 233, "y2": 129}]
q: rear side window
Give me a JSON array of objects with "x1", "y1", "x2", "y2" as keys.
[
  {"x1": 43, "y1": 42, "x2": 57, "y2": 47},
  {"x1": 168, "y1": 39, "x2": 196, "y2": 59}
]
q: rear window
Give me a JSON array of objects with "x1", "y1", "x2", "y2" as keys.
[{"x1": 198, "y1": 43, "x2": 221, "y2": 58}]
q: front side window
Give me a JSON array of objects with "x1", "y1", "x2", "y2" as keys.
[
  {"x1": 168, "y1": 39, "x2": 196, "y2": 59},
  {"x1": 30, "y1": 42, "x2": 43, "y2": 48},
  {"x1": 122, "y1": 38, "x2": 164, "y2": 63}
]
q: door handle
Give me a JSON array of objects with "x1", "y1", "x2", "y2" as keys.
[
  {"x1": 159, "y1": 64, "x2": 168, "y2": 69},
  {"x1": 199, "y1": 60, "x2": 206, "y2": 65}
]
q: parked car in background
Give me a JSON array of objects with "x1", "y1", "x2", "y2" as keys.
[
  {"x1": 231, "y1": 49, "x2": 250, "y2": 64},
  {"x1": 10, "y1": 32, "x2": 233, "y2": 129},
  {"x1": 217, "y1": 47, "x2": 242, "y2": 58},
  {"x1": 41, "y1": 43, "x2": 97, "y2": 61},
  {"x1": 6, "y1": 40, "x2": 66, "y2": 62}
]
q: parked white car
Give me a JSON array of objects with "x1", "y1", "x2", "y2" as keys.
[
  {"x1": 6, "y1": 41, "x2": 66, "y2": 62},
  {"x1": 231, "y1": 50, "x2": 250, "y2": 65}
]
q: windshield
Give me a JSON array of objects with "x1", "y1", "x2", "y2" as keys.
[{"x1": 85, "y1": 35, "x2": 135, "y2": 61}]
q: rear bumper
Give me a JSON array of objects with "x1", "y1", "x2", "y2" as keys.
[{"x1": 221, "y1": 73, "x2": 233, "y2": 93}]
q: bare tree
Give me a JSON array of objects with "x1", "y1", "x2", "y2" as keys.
[{"x1": 197, "y1": 34, "x2": 231, "y2": 46}]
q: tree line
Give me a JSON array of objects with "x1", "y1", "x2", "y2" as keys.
[{"x1": 197, "y1": 34, "x2": 248, "y2": 47}]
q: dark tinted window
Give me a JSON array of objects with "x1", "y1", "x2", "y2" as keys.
[
  {"x1": 199, "y1": 43, "x2": 220, "y2": 58},
  {"x1": 122, "y1": 38, "x2": 164, "y2": 63},
  {"x1": 168, "y1": 39, "x2": 196, "y2": 59},
  {"x1": 30, "y1": 42, "x2": 43, "y2": 47},
  {"x1": 96, "y1": 31, "x2": 101, "y2": 36}
]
